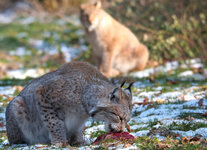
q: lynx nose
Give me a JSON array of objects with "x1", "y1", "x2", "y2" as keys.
[
  {"x1": 108, "y1": 123, "x2": 126, "y2": 133},
  {"x1": 117, "y1": 125, "x2": 125, "y2": 132},
  {"x1": 119, "y1": 127, "x2": 124, "y2": 132},
  {"x1": 120, "y1": 123, "x2": 125, "y2": 132}
]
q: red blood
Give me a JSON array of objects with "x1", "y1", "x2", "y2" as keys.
[{"x1": 93, "y1": 132, "x2": 135, "y2": 144}]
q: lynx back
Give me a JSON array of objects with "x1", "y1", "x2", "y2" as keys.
[{"x1": 6, "y1": 62, "x2": 133, "y2": 146}]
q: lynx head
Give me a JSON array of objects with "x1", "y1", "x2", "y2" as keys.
[
  {"x1": 90, "y1": 81, "x2": 133, "y2": 133},
  {"x1": 80, "y1": 1, "x2": 102, "y2": 31}
]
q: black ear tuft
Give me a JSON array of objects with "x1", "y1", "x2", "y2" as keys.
[
  {"x1": 120, "y1": 80, "x2": 126, "y2": 88},
  {"x1": 126, "y1": 82, "x2": 134, "y2": 92}
]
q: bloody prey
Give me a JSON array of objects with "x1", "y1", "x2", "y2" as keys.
[{"x1": 93, "y1": 132, "x2": 135, "y2": 144}]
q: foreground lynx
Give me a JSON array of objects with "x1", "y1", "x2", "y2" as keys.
[
  {"x1": 80, "y1": 1, "x2": 149, "y2": 77},
  {"x1": 6, "y1": 62, "x2": 133, "y2": 146}
]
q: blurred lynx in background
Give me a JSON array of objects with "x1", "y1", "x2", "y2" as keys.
[{"x1": 80, "y1": 0, "x2": 149, "y2": 77}]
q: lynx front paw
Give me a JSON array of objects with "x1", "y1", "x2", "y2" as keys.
[
  {"x1": 69, "y1": 134, "x2": 86, "y2": 146},
  {"x1": 54, "y1": 140, "x2": 68, "y2": 148}
]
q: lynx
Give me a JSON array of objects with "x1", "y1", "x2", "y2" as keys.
[
  {"x1": 80, "y1": 1, "x2": 149, "y2": 77},
  {"x1": 6, "y1": 62, "x2": 133, "y2": 146}
]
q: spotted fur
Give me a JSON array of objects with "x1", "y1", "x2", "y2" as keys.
[{"x1": 6, "y1": 62, "x2": 133, "y2": 146}]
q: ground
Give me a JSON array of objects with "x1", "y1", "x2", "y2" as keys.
[{"x1": 0, "y1": 12, "x2": 207, "y2": 149}]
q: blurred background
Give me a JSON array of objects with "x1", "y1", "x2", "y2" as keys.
[{"x1": 0, "y1": 0, "x2": 206, "y2": 78}]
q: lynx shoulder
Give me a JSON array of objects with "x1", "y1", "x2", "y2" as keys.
[
  {"x1": 80, "y1": 1, "x2": 149, "y2": 77},
  {"x1": 6, "y1": 62, "x2": 133, "y2": 146}
]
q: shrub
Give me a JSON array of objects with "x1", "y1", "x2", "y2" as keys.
[{"x1": 107, "y1": 0, "x2": 207, "y2": 63}]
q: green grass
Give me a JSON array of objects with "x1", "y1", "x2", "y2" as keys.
[
  {"x1": 0, "y1": 132, "x2": 7, "y2": 144},
  {"x1": 132, "y1": 110, "x2": 142, "y2": 117},
  {"x1": 133, "y1": 127, "x2": 149, "y2": 132},
  {"x1": 148, "y1": 119, "x2": 160, "y2": 128},
  {"x1": 168, "y1": 121, "x2": 207, "y2": 131},
  {"x1": 132, "y1": 136, "x2": 207, "y2": 150},
  {"x1": 0, "y1": 107, "x2": 4, "y2": 113},
  {"x1": 182, "y1": 106, "x2": 199, "y2": 110},
  {"x1": 0, "y1": 19, "x2": 89, "y2": 68},
  {"x1": 90, "y1": 130, "x2": 107, "y2": 139},
  {"x1": 0, "y1": 78, "x2": 33, "y2": 86},
  {"x1": 179, "y1": 113, "x2": 206, "y2": 119}
]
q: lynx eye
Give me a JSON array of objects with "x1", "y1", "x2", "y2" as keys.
[
  {"x1": 118, "y1": 116, "x2": 123, "y2": 121},
  {"x1": 110, "y1": 88, "x2": 119, "y2": 103},
  {"x1": 110, "y1": 94, "x2": 119, "y2": 103},
  {"x1": 110, "y1": 94, "x2": 115, "y2": 99}
]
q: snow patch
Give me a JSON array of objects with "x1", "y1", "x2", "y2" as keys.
[
  {"x1": 173, "y1": 128, "x2": 207, "y2": 138},
  {"x1": 7, "y1": 68, "x2": 46, "y2": 79}
]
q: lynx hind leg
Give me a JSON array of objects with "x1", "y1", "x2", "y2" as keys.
[{"x1": 6, "y1": 96, "x2": 28, "y2": 144}]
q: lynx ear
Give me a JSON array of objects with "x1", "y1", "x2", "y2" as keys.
[
  {"x1": 94, "y1": 0, "x2": 102, "y2": 8},
  {"x1": 80, "y1": 3, "x2": 85, "y2": 10},
  {"x1": 125, "y1": 82, "x2": 134, "y2": 93},
  {"x1": 120, "y1": 81, "x2": 126, "y2": 88}
]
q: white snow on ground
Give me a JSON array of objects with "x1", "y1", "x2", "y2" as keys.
[
  {"x1": 27, "y1": 39, "x2": 85, "y2": 63},
  {"x1": 179, "y1": 71, "x2": 205, "y2": 81},
  {"x1": 132, "y1": 130, "x2": 149, "y2": 137},
  {"x1": 6, "y1": 68, "x2": 46, "y2": 79},
  {"x1": 0, "y1": 12, "x2": 16, "y2": 24},
  {"x1": 60, "y1": 44, "x2": 84, "y2": 62},
  {"x1": 173, "y1": 128, "x2": 207, "y2": 138},
  {"x1": 132, "y1": 96, "x2": 144, "y2": 103},
  {"x1": 20, "y1": 16, "x2": 36, "y2": 25},
  {"x1": 179, "y1": 70, "x2": 194, "y2": 76},
  {"x1": 161, "y1": 119, "x2": 207, "y2": 127},
  {"x1": 85, "y1": 125, "x2": 105, "y2": 135},
  {"x1": 133, "y1": 84, "x2": 207, "y2": 103},
  {"x1": 139, "y1": 91, "x2": 160, "y2": 99},
  {"x1": 0, "y1": 112, "x2": 5, "y2": 119},
  {"x1": 129, "y1": 61, "x2": 179, "y2": 78},
  {"x1": 130, "y1": 58, "x2": 206, "y2": 80},
  {"x1": 128, "y1": 98, "x2": 207, "y2": 140},
  {"x1": 152, "y1": 91, "x2": 182, "y2": 101},
  {"x1": 9, "y1": 47, "x2": 31, "y2": 56},
  {"x1": 130, "y1": 124, "x2": 149, "y2": 130},
  {"x1": 0, "y1": 111, "x2": 6, "y2": 132},
  {"x1": 0, "y1": 57, "x2": 207, "y2": 149},
  {"x1": 129, "y1": 68, "x2": 154, "y2": 78},
  {"x1": 0, "y1": 86, "x2": 16, "y2": 95},
  {"x1": 84, "y1": 124, "x2": 106, "y2": 144}
]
